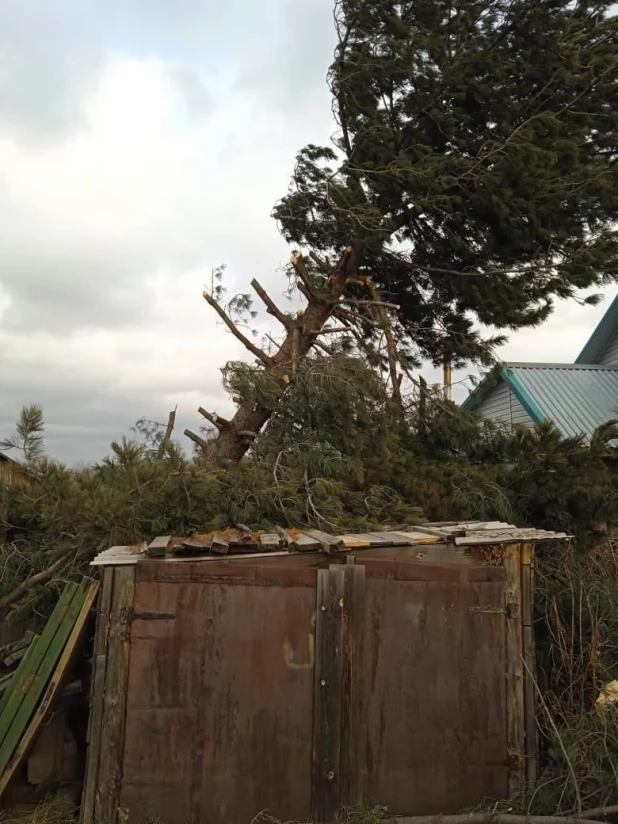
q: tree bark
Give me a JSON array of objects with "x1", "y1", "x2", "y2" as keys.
[{"x1": 192, "y1": 244, "x2": 363, "y2": 462}]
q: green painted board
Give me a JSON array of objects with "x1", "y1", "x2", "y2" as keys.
[
  {"x1": 0, "y1": 638, "x2": 39, "y2": 718},
  {"x1": 0, "y1": 582, "x2": 86, "y2": 774},
  {"x1": 0, "y1": 583, "x2": 78, "y2": 750}
]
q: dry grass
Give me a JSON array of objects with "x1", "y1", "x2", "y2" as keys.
[{"x1": 0, "y1": 799, "x2": 76, "y2": 824}]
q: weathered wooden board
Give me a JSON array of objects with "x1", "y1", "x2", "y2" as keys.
[
  {"x1": 0, "y1": 582, "x2": 85, "y2": 779},
  {"x1": 360, "y1": 557, "x2": 509, "y2": 815},
  {"x1": 521, "y1": 543, "x2": 537, "y2": 788},
  {"x1": 504, "y1": 544, "x2": 525, "y2": 797},
  {"x1": 304, "y1": 530, "x2": 345, "y2": 554},
  {"x1": 0, "y1": 639, "x2": 38, "y2": 717},
  {"x1": 147, "y1": 536, "x2": 171, "y2": 558},
  {"x1": 94, "y1": 567, "x2": 135, "y2": 824},
  {"x1": 259, "y1": 533, "x2": 281, "y2": 550},
  {"x1": 340, "y1": 559, "x2": 365, "y2": 808},
  {"x1": 312, "y1": 567, "x2": 345, "y2": 822},
  {"x1": 0, "y1": 579, "x2": 99, "y2": 797},
  {"x1": 81, "y1": 567, "x2": 114, "y2": 824}
]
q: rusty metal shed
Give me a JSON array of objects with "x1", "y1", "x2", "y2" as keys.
[{"x1": 81, "y1": 522, "x2": 568, "y2": 824}]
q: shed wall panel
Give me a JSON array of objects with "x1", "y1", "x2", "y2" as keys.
[
  {"x1": 361, "y1": 562, "x2": 508, "y2": 814},
  {"x1": 112, "y1": 552, "x2": 520, "y2": 823}
]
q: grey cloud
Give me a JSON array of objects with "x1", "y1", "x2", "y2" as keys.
[
  {"x1": 0, "y1": 355, "x2": 232, "y2": 464},
  {"x1": 0, "y1": 0, "x2": 105, "y2": 143},
  {"x1": 0, "y1": 211, "x2": 157, "y2": 332}
]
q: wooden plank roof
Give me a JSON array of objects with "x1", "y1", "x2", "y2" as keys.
[{"x1": 90, "y1": 522, "x2": 569, "y2": 567}]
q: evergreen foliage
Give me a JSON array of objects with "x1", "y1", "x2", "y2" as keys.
[
  {"x1": 274, "y1": 0, "x2": 618, "y2": 365},
  {"x1": 2, "y1": 359, "x2": 617, "y2": 618}
]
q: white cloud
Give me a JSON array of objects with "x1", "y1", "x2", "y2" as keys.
[
  {"x1": 0, "y1": 2, "x2": 613, "y2": 464},
  {"x1": 0, "y1": 48, "x2": 334, "y2": 461}
]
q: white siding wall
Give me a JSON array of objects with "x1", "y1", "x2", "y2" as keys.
[
  {"x1": 598, "y1": 330, "x2": 618, "y2": 366},
  {"x1": 476, "y1": 382, "x2": 534, "y2": 428}
]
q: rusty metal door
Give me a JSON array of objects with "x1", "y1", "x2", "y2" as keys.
[
  {"x1": 361, "y1": 558, "x2": 508, "y2": 814},
  {"x1": 117, "y1": 555, "x2": 511, "y2": 823},
  {"x1": 119, "y1": 562, "x2": 317, "y2": 824}
]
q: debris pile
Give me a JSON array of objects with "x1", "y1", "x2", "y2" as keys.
[{"x1": 0, "y1": 631, "x2": 38, "y2": 707}]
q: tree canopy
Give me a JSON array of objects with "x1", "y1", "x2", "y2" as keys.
[
  {"x1": 275, "y1": 0, "x2": 618, "y2": 363},
  {"x1": 188, "y1": 0, "x2": 618, "y2": 460}
]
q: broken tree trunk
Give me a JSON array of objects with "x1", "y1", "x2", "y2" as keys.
[{"x1": 185, "y1": 243, "x2": 364, "y2": 462}]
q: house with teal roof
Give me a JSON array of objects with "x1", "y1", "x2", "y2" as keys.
[{"x1": 461, "y1": 295, "x2": 618, "y2": 438}]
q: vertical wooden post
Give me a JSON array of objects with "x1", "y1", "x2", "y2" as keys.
[
  {"x1": 504, "y1": 543, "x2": 525, "y2": 798},
  {"x1": 312, "y1": 566, "x2": 345, "y2": 823},
  {"x1": 92, "y1": 567, "x2": 135, "y2": 824},
  {"x1": 80, "y1": 568, "x2": 114, "y2": 824},
  {"x1": 340, "y1": 558, "x2": 366, "y2": 809},
  {"x1": 521, "y1": 543, "x2": 537, "y2": 789}
]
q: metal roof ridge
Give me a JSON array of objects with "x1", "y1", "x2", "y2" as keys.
[
  {"x1": 506, "y1": 362, "x2": 618, "y2": 371},
  {"x1": 576, "y1": 293, "x2": 618, "y2": 364}
]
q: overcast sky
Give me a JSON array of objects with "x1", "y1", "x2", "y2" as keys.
[{"x1": 0, "y1": 0, "x2": 615, "y2": 465}]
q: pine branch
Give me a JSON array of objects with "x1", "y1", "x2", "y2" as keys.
[
  {"x1": 203, "y1": 290, "x2": 273, "y2": 366},
  {"x1": 250, "y1": 279, "x2": 293, "y2": 330}
]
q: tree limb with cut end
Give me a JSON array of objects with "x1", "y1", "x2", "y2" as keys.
[
  {"x1": 290, "y1": 253, "x2": 324, "y2": 302},
  {"x1": 203, "y1": 290, "x2": 273, "y2": 366},
  {"x1": 192, "y1": 242, "x2": 364, "y2": 461},
  {"x1": 250, "y1": 279, "x2": 293, "y2": 330},
  {"x1": 184, "y1": 428, "x2": 211, "y2": 452},
  {"x1": 198, "y1": 407, "x2": 231, "y2": 431}
]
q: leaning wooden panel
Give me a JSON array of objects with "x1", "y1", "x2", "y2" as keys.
[
  {"x1": 0, "y1": 582, "x2": 83, "y2": 778},
  {"x1": 361, "y1": 557, "x2": 509, "y2": 815},
  {"x1": 94, "y1": 566, "x2": 135, "y2": 824},
  {"x1": 504, "y1": 543, "x2": 525, "y2": 797},
  {"x1": 0, "y1": 579, "x2": 99, "y2": 798},
  {"x1": 119, "y1": 563, "x2": 317, "y2": 824}
]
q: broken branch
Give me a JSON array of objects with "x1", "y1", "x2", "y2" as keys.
[
  {"x1": 290, "y1": 253, "x2": 323, "y2": 302},
  {"x1": 250, "y1": 278, "x2": 293, "y2": 330},
  {"x1": 184, "y1": 428, "x2": 211, "y2": 452},
  {"x1": 203, "y1": 290, "x2": 273, "y2": 366},
  {"x1": 158, "y1": 407, "x2": 177, "y2": 456},
  {"x1": 0, "y1": 552, "x2": 73, "y2": 610}
]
